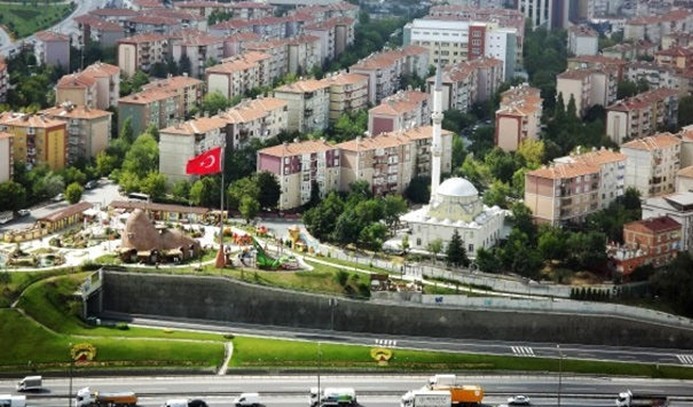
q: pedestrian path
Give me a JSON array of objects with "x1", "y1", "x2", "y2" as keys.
[
  {"x1": 511, "y1": 346, "x2": 535, "y2": 357},
  {"x1": 217, "y1": 342, "x2": 234, "y2": 375},
  {"x1": 676, "y1": 354, "x2": 693, "y2": 365}
]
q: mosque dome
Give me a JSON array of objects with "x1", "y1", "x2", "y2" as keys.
[{"x1": 437, "y1": 177, "x2": 478, "y2": 198}]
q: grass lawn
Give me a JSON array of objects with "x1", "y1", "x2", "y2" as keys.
[
  {"x1": 0, "y1": 269, "x2": 66, "y2": 308},
  {"x1": 0, "y1": 3, "x2": 74, "y2": 38}
]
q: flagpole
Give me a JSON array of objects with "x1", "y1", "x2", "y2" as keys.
[{"x1": 215, "y1": 138, "x2": 226, "y2": 269}]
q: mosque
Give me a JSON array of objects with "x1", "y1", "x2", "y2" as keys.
[{"x1": 397, "y1": 63, "x2": 507, "y2": 258}]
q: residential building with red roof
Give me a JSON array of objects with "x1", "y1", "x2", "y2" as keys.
[
  {"x1": 602, "y1": 40, "x2": 658, "y2": 62},
  {"x1": 368, "y1": 90, "x2": 430, "y2": 136},
  {"x1": 426, "y1": 57, "x2": 503, "y2": 113},
  {"x1": 612, "y1": 216, "x2": 682, "y2": 274},
  {"x1": 568, "y1": 25, "x2": 598, "y2": 56},
  {"x1": 624, "y1": 9, "x2": 693, "y2": 44},
  {"x1": 349, "y1": 45, "x2": 429, "y2": 105},
  {"x1": 206, "y1": 51, "x2": 272, "y2": 100},
  {"x1": 41, "y1": 103, "x2": 112, "y2": 163},
  {"x1": 0, "y1": 112, "x2": 68, "y2": 170},
  {"x1": 494, "y1": 83, "x2": 542, "y2": 152},
  {"x1": 220, "y1": 97, "x2": 289, "y2": 147},
  {"x1": 621, "y1": 132, "x2": 682, "y2": 198},
  {"x1": 221, "y1": 32, "x2": 262, "y2": 57},
  {"x1": 169, "y1": 30, "x2": 225, "y2": 78},
  {"x1": 74, "y1": 15, "x2": 125, "y2": 48},
  {"x1": 274, "y1": 79, "x2": 331, "y2": 133},
  {"x1": 556, "y1": 67, "x2": 618, "y2": 118},
  {"x1": 117, "y1": 32, "x2": 171, "y2": 77},
  {"x1": 676, "y1": 165, "x2": 693, "y2": 193},
  {"x1": 568, "y1": 55, "x2": 628, "y2": 81},
  {"x1": 141, "y1": 75, "x2": 204, "y2": 119},
  {"x1": 642, "y1": 192, "x2": 693, "y2": 253},
  {"x1": 34, "y1": 31, "x2": 70, "y2": 69},
  {"x1": 606, "y1": 88, "x2": 679, "y2": 144},
  {"x1": 257, "y1": 138, "x2": 341, "y2": 210},
  {"x1": 655, "y1": 45, "x2": 693, "y2": 70},
  {"x1": 625, "y1": 61, "x2": 685, "y2": 96},
  {"x1": 55, "y1": 62, "x2": 120, "y2": 110},
  {"x1": 304, "y1": 16, "x2": 355, "y2": 63},
  {"x1": 321, "y1": 72, "x2": 369, "y2": 123}
]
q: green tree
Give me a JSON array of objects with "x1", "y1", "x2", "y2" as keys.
[
  {"x1": 382, "y1": 195, "x2": 408, "y2": 233},
  {"x1": 122, "y1": 133, "x2": 159, "y2": 179},
  {"x1": 358, "y1": 223, "x2": 389, "y2": 252},
  {"x1": 255, "y1": 171, "x2": 281, "y2": 210},
  {"x1": 650, "y1": 253, "x2": 693, "y2": 318},
  {"x1": 0, "y1": 181, "x2": 27, "y2": 211},
  {"x1": 239, "y1": 195, "x2": 260, "y2": 223},
  {"x1": 172, "y1": 180, "x2": 191, "y2": 200},
  {"x1": 427, "y1": 238, "x2": 443, "y2": 262},
  {"x1": 119, "y1": 117, "x2": 135, "y2": 143},
  {"x1": 95, "y1": 151, "x2": 118, "y2": 178},
  {"x1": 451, "y1": 133, "x2": 468, "y2": 170},
  {"x1": 446, "y1": 229, "x2": 469, "y2": 267},
  {"x1": 475, "y1": 247, "x2": 502, "y2": 274},
  {"x1": 538, "y1": 226, "x2": 568, "y2": 261},
  {"x1": 34, "y1": 173, "x2": 65, "y2": 199},
  {"x1": 140, "y1": 172, "x2": 167, "y2": 200},
  {"x1": 202, "y1": 91, "x2": 231, "y2": 115},
  {"x1": 64, "y1": 182, "x2": 83, "y2": 204},
  {"x1": 303, "y1": 192, "x2": 345, "y2": 241},
  {"x1": 179, "y1": 54, "x2": 192, "y2": 77},
  {"x1": 330, "y1": 110, "x2": 368, "y2": 142},
  {"x1": 227, "y1": 177, "x2": 260, "y2": 210},
  {"x1": 189, "y1": 176, "x2": 220, "y2": 208},
  {"x1": 404, "y1": 175, "x2": 430, "y2": 204},
  {"x1": 617, "y1": 80, "x2": 639, "y2": 100},
  {"x1": 483, "y1": 180, "x2": 511, "y2": 208},
  {"x1": 59, "y1": 167, "x2": 86, "y2": 186},
  {"x1": 516, "y1": 139, "x2": 545, "y2": 169}
]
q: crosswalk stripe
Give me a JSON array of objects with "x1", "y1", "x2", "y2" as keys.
[
  {"x1": 511, "y1": 346, "x2": 535, "y2": 357},
  {"x1": 677, "y1": 354, "x2": 693, "y2": 365}
]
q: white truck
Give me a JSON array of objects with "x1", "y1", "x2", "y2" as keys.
[
  {"x1": 401, "y1": 389, "x2": 451, "y2": 407},
  {"x1": 0, "y1": 395, "x2": 26, "y2": 407},
  {"x1": 310, "y1": 387, "x2": 357, "y2": 407},
  {"x1": 16, "y1": 376, "x2": 42, "y2": 392},
  {"x1": 428, "y1": 375, "x2": 457, "y2": 388},
  {"x1": 616, "y1": 390, "x2": 669, "y2": 407},
  {"x1": 162, "y1": 398, "x2": 208, "y2": 407},
  {"x1": 233, "y1": 393, "x2": 262, "y2": 407}
]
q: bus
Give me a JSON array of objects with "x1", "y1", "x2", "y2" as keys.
[{"x1": 127, "y1": 192, "x2": 151, "y2": 202}]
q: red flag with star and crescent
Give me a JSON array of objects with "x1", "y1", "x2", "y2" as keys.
[{"x1": 186, "y1": 147, "x2": 222, "y2": 175}]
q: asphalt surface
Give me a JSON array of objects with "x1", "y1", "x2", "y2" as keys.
[{"x1": 1, "y1": 375, "x2": 693, "y2": 407}]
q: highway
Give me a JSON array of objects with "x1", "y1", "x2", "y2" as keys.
[{"x1": 1, "y1": 375, "x2": 693, "y2": 406}]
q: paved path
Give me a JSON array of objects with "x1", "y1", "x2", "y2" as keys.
[{"x1": 217, "y1": 342, "x2": 233, "y2": 375}]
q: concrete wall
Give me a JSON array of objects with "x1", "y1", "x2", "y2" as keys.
[{"x1": 100, "y1": 271, "x2": 693, "y2": 348}]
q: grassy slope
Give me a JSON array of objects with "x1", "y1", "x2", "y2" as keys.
[{"x1": 0, "y1": 4, "x2": 73, "y2": 38}]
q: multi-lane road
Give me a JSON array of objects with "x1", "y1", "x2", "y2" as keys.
[{"x1": 1, "y1": 374, "x2": 693, "y2": 407}]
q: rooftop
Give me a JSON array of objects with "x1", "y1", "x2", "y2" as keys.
[
  {"x1": 620, "y1": 132, "x2": 682, "y2": 151},
  {"x1": 274, "y1": 79, "x2": 330, "y2": 94},
  {"x1": 41, "y1": 104, "x2": 112, "y2": 120},
  {"x1": 625, "y1": 216, "x2": 681, "y2": 234},
  {"x1": 259, "y1": 139, "x2": 336, "y2": 157},
  {"x1": 528, "y1": 162, "x2": 599, "y2": 180},
  {"x1": 0, "y1": 112, "x2": 67, "y2": 129}
]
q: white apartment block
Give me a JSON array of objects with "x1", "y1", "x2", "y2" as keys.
[
  {"x1": 304, "y1": 17, "x2": 355, "y2": 63},
  {"x1": 159, "y1": 116, "x2": 228, "y2": 182},
  {"x1": 624, "y1": 9, "x2": 693, "y2": 44},
  {"x1": 141, "y1": 75, "x2": 205, "y2": 120},
  {"x1": 321, "y1": 72, "x2": 369, "y2": 123},
  {"x1": 625, "y1": 62, "x2": 685, "y2": 95},
  {"x1": 425, "y1": 56, "x2": 503, "y2": 112},
  {"x1": 642, "y1": 192, "x2": 693, "y2": 253},
  {"x1": 273, "y1": 79, "x2": 330, "y2": 133},
  {"x1": 218, "y1": 97, "x2": 289, "y2": 148},
  {"x1": 621, "y1": 133, "x2": 682, "y2": 198},
  {"x1": 205, "y1": 52, "x2": 272, "y2": 100},
  {"x1": 368, "y1": 90, "x2": 431, "y2": 136},
  {"x1": 349, "y1": 46, "x2": 430, "y2": 105},
  {"x1": 170, "y1": 30, "x2": 225, "y2": 79},
  {"x1": 257, "y1": 139, "x2": 341, "y2": 210},
  {"x1": 118, "y1": 33, "x2": 170, "y2": 77},
  {"x1": 242, "y1": 39, "x2": 290, "y2": 84},
  {"x1": 55, "y1": 62, "x2": 121, "y2": 110},
  {"x1": 0, "y1": 132, "x2": 13, "y2": 183},
  {"x1": 556, "y1": 67, "x2": 618, "y2": 117},
  {"x1": 494, "y1": 84, "x2": 542, "y2": 152},
  {"x1": 568, "y1": 25, "x2": 599, "y2": 56},
  {"x1": 606, "y1": 88, "x2": 679, "y2": 145},
  {"x1": 285, "y1": 35, "x2": 323, "y2": 76}
]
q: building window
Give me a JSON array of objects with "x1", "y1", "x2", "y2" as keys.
[{"x1": 468, "y1": 243, "x2": 474, "y2": 252}]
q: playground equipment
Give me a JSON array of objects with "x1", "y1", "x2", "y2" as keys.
[
  {"x1": 251, "y1": 237, "x2": 298, "y2": 270},
  {"x1": 287, "y1": 225, "x2": 322, "y2": 255}
]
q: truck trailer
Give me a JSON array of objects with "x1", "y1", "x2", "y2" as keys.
[
  {"x1": 16, "y1": 376, "x2": 42, "y2": 392},
  {"x1": 309, "y1": 387, "x2": 357, "y2": 407},
  {"x1": 616, "y1": 390, "x2": 669, "y2": 407},
  {"x1": 76, "y1": 387, "x2": 138, "y2": 407},
  {"x1": 401, "y1": 389, "x2": 451, "y2": 407},
  {"x1": 0, "y1": 395, "x2": 26, "y2": 407}
]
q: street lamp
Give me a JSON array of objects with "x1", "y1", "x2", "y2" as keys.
[
  {"x1": 317, "y1": 342, "x2": 322, "y2": 407},
  {"x1": 557, "y1": 344, "x2": 563, "y2": 407},
  {"x1": 68, "y1": 342, "x2": 73, "y2": 407}
]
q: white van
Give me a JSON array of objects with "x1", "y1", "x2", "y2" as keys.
[
  {"x1": 16, "y1": 376, "x2": 42, "y2": 392},
  {"x1": 0, "y1": 395, "x2": 26, "y2": 407},
  {"x1": 234, "y1": 392, "x2": 261, "y2": 407}
]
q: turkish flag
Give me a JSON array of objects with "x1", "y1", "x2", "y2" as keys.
[{"x1": 186, "y1": 147, "x2": 222, "y2": 175}]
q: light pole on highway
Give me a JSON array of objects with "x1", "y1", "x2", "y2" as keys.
[
  {"x1": 68, "y1": 342, "x2": 73, "y2": 407},
  {"x1": 557, "y1": 344, "x2": 563, "y2": 407},
  {"x1": 317, "y1": 342, "x2": 322, "y2": 407}
]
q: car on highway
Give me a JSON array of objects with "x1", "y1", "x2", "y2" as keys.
[
  {"x1": 508, "y1": 395, "x2": 531, "y2": 405},
  {"x1": 51, "y1": 193, "x2": 65, "y2": 202},
  {"x1": 17, "y1": 209, "x2": 31, "y2": 217}
]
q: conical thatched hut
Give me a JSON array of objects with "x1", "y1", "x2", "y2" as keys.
[{"x1": 119, "y1": 209, "x2": 201, "y2": 263}]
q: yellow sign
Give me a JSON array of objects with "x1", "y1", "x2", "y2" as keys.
[
  {"x1": 70, "y1": 343, "x2": 97, "y2": 363},
  {"x1": 370, "y1": 347, "x2": 393, "y2": 366}
]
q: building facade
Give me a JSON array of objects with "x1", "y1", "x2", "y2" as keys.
[
  {"x1": 0, "y1": 113, "x2": 67, "y2": 170},
  {"x1": 0, "y1": 132, "x2": 12, "y2": 183},
  {"x1": 117, "y1": 33, "x2": 171, "y2": 77},
  {"x1": 55, "y1": 62, "x2": 121, "y2": 110},
  {"x1": 205, "y1": 51, "x2": 272, "y2": 100},
  {"x1": 368, "y1": 90, "x2": 431, "y2": 136},
  {"x1": 621, "y1": 133, "x2": 682, "y2": 198},
  {"x1": 273, "y1": 79, "x2": 330, "y2": 133},
  {"x1": 41, "y1": 104, "x2": 112, "y2": 164},
  {"x1": 322, "y1": 72, "x2": 369, "y2": 123},
  {"x1": 494, "y1": 84, "x2": 542, "y2": 152},
  {"x1": 34, "y1": 31, "x2": 70, "y2": 68},
  {"x1": 642, "y1": 192, "x2": 693, "y2": 253},
  {"x1": 606, "y1": 88, "x2": 679, "y2": 144}
]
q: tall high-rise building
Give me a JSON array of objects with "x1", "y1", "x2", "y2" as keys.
[{"x1": 517, "y1": 0, "x2": 569, "y2": 29}]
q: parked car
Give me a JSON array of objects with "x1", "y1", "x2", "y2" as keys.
[
  {"x1": 51, "y1": 193, "x2": 65, "y2": 202},
  {"x1": 85, "y1": 180, "x2": 98, "y2": 190},
  {"x1": 17, "y1": 209, "x2": 31, "y2": 217},
  {"x1": 508, "y1": 395, "x2": 531, "y2": 405}
]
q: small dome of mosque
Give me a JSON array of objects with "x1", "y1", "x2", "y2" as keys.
[{"x1": 437, "y1": 177, "x2": 478, "y2": 198}]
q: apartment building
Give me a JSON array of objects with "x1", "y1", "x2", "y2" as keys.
[
  {"x1": 368, "y1": 90, "x2": 430, "y2": 136},
  {"x1": 0, "y1": 113, "x2": 68, "y2": 170},
  {"x1": 556, "y1": 67, "x2": 618, "y2": 117},
  {"x1": 227, "y1": 1, "x2": 275, "y2": 19},
  {"x1": 655, "y1": 46, "x2": 693, "y2": 70},
  {"x1": 242, "y1": 39, "x2": 290, "y2": 84},
  {"x1": 118, "y1": 89, "x2": 179, "y2": 137},
  {"x1": 170, "y1": 30, "x2": 225, "y2": 79},
  {"x1": 642, "y1": 192, "x2": 693, "y2": 253},
  {"x1": 662, "y1": 31, "x2": 692, "y2": 50},
  {"x1": 680, "y1": 127, "x2": 693, "y2": 168},
  {"x1": 304, "y1": 17, "x2": 355, "y2": 63},
  {"x1": 141, "y1": 75, "x2": 204, "y2": 121},
  {"x1": 567, "y1": 25, "x2": 599, "y2": 56},
  {"x1": 285, "y1": 35, "x2": 322, "y2": 76},
  {"x1": 0, "y1": 58, "x2": 8, "y2": 103},
  {"x1": 625, "y1": 62, "x2": 685, "y2": 95},
  {"x1": 621, "y1": 133, "x2": 682, "y2": 198},
  {"x1": 41, "y1": 104, "x2": 112, "y2": 164},
  {"x1": 601, "y1": 40, "x2": 658, "y2": 61},
  {"x1": 494, "y1": 84, "x2": 542, "y2": 152},
  {"x1": 0, "y1": 132, "x2": 12, "y2": 183},
  {"x1": 622, "y1": 216, "x2": 682, "y2": 267},
  {"x1": 257, "y1": 139, "x2": 341, "y2": 210},
  {"x1": 321, "y1": 72, "x2": 369, "y2": 123},
  {"x1": 403, "y1": 19, "x2": 517, "y2": 80},
  {"x1": 606, "y1": 88, "x2": 679, "y2": 144},
  {"x1": 206, "y1": 52, "x2": 272, "y2": 99},
  {"x1": 516, "y1": 0, "x2": 568, "y2": 29},
  {"x1": 349, "y1": 45, "x2": 430, "y2": 105},
  {"x1": 429, "y1": 61, "x2": 475, "y2": 112},
  {"x1": 624, "y1": 9, "x2": 693, "y2": 44},
  {"x1": 34, "y1": 31, "x2": 70, "y2": 69},
  {"x1": 55, "y1": 62, "x2": 120, "y2": 110},
  {"x1": 676, "y1": 166, "x2": 693, "y2": 193},
  {"x1": 218, "y1": 97, "x2": 289, "y2": 148},
  {"x1": 74, "y1": 15, "x2": 125, "y2": 48},
  {"x1": 273, "y1": 79, "x2": 330, "y2": 133},
  {"x1": 117, "y1": 33, "x2": 171, "y2": 77},
  {"x1": 568, "y1": 55, "x2": 628, "y2": 81},
  {"x1": 221, "y1": 32, "x2": 262, "y2": 58},
  {"x1": 337, "y1": 126, "x2": 453, "y2": 196},
  {"x1": 159, "y1": 116, "x2": 228, "y2": 182}
]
